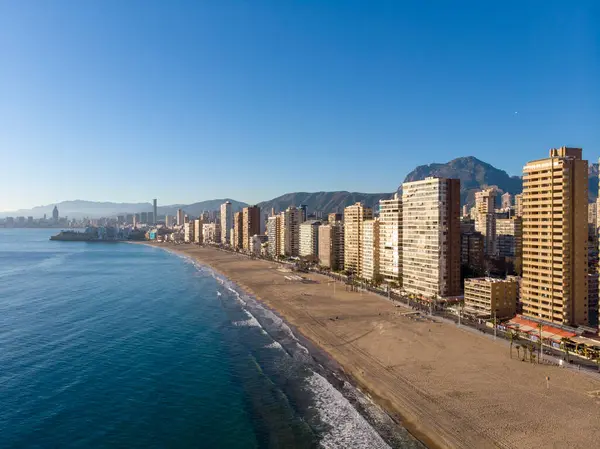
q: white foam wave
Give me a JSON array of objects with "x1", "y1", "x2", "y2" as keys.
[
  {"x1": 264, "y1": 341, "x2": 283, "y2": 350},
  {"x1": 307, "y1": 372, "x2": 391, "y2": 449}
]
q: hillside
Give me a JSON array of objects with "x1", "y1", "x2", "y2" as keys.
[
  {"x1": 256, "y1": 191, "x2": 393, "y2": 215},
  {"x1": 402, "y1": 156, "x2": 523, "y2": 206}
]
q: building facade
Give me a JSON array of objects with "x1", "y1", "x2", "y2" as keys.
[
  {"x1": 220, "y1": 201, "x2": 233, "y2": 245},
  {"x1": 461, "y1": 231, "x2": 485, "y2": 273},
  {"x1": 361, "y1": 218, "x2": 380, "y2": 281},
  {"x1": 343, "y1": 203, "x2": 373, "y2": 275},
  {"x1": 280, "y1": 206, "x2": 301, "y2": 257},
  {"x1": 464, "y1": 277, "x2": 518, "y2": 319},
  {"x1": 194, "y1": 219, "x2": 203, "y2": 244},
  {"x1": 266, "y1": 215, "x2": 281, "y2": 257},
  {"x1": 401, "y1": 177, "x2": 461, "y2": 298},
  {"x1": 184, "y1": 222, "x2": 195, "y2": 243},
  {"x1": 202, "y1": 222, "x2": 221, "y2": 243},
  {"x1": 514, "y1": 194, "x2": 523, "y2": 217},
  {"x1": 299, "y1": 220, "x2": 320, "y2": 258},
  {"x1": 521, "y1": 147, "x2": 588, "y2": 326},
  {"x1": 501, "y1": 192, "x2": 513, "y2": 210},
  {"x1": 233, "y1": 211, "x2": 243, "y2": 249},
  {"x1": 496, "y1": 217, "x2": 523, "y2": 261},
  {"x1": 242, "y1": 206, "x2": 261, "y2": 251},
  {"x1": 177, "y1": 209, "x2": 184, "y2": 226},
  {"x1": 474, "y1": 188, "x2": 497, "y2": 257},
  {"x1": 318, "y1": 222, "x2": 344, "y2": 270},
  {"x1": 379, "y1": 194, "x2": 402, "y2": 285}
]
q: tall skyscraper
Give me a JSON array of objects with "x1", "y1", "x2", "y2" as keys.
[
  {"x1": 379, "y1": 194, "x2": 402, "y2": 285},
  {"x1": 521, "y1": 147, "x2": 588, "y2": 326},
  {"x1": 318, "y1": 222, "x2": 344, "y2": 270},
  {"x1": 402, "y1": 177, "x2": 460, "y2": 298},
  {"x1": 267, "y1": 215, "x2": 281, "y2": 257},
  {"x1": 177, "y1": 209, "x2": 184, "y2": 226},
  {"x1": 52, "y1": 206, "x2": 59, "y2": 222},
  {"x1": 242, "y1": 206, "x2": 261, "y2": 251},
  {"x1": 233, "y1": 212, "x2": 243, "y2": 249},
  {"x1": 343, "y1": 203, "x2": 373, "y2": 275},
  {"x1": 220, "y1": 201, "x2": 233, "y2": 245},
  {"x1": 299, "y1": 205, "x2": 308, "y2": 223},
  {"x1": 153, "y1": 199, "x2": 157, "y2": 224},
  {"x1": 361, "y1": 218, "x2": 380, "y2": 281},
  {"x1": 299, "y1": 220, "x2": 320, "y2": 257},
  {"x1": 280, "y1": 206, "x2": 301, "y2": 257}
]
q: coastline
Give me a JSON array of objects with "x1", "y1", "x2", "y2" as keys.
[{"x1": 139, "y1": 243, "x2": 600, "y2": 449}]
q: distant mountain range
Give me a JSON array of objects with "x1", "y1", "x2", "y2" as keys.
[{"x1": 4, "y1": 156, "x2": 597, "y2": 218}]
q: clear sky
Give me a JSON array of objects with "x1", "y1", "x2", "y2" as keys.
[{"x1": 0, "y1": 1, "x2": 598, "y2": 211}]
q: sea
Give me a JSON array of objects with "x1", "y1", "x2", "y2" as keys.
[{"x1": 0, "y1": 229, "x2": 423, "y2": 449}]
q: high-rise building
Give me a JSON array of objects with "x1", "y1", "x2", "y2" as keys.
[
  {"x1": 402, "y1": 177, "x2": 460, "y2": 298},
  {"x1": 194, "y1": 219, "x2": 203, "y2": 244},
  {"x1": 133, "y1": 214, "x2": 140, "y2": 228},
  {"x1": 242, "y1": 206, "x2": 261, "y2": 251},
  {"x1": 379, "y1": 194, "x2": 402, "y2": 285},
  {"x1": 233, "y1": 212, "x2": 243, "y2": 249},
  {"x1": 267, "y1": 215, "x2": 281, "y2": 257},
  {"x1": 461, "y1": 204, "x2": 469, "y2": 218},
  {"x1": 141, "y1": 212, "x2": 148, "y2": 224},
  {"x1": 464, "y1": 278, "x2": 518, "y2": 319},
  {"x1": 521, "y1": 147, "x2": 588, "y2": 326},
  {"x1": 343, "y1": 203, "x2": 373, "y2": 275},
  {"x1": 177, "y1": 209, "x2": 184, "y2": 226},
  {"x1": 501, "y1": 192, "x2": 513, "y2": 210},
  {"x1": 52, "y1": 206, "x2": 59, "y2": 222},
  {"x1": 220, "y1": 201, "x2": 233, "y2": 245},
  {"x1": 280, "y1": 206, "x2": 301, "y2": 257},
  {"x1": 184, "y1": 222, "x2": 195, "y2": 243},
  {"x1": 461, "y1": 231, "x2": 485, "y2": 272},
  {"x1": 361, "y1": 218, "x2": 380, "y2": 281},
  {"x1": 588, "y1": 273, "x2": 599, "y2": 327},
  {"x1": 318, "y1": 222, "x2": 344, "y2": 270},
  {"x1": 299, "y1": 220, "x2": 321, "y2": 257},
  {"x1": 497, "y1": 217, "x2": 523, "y2": 272},
  {"x1": 299, "y1": 205, "x2": 308, "y2": 223},
  {"x1": 203, "y1": 222, "x2": 221, "y2": 243},
  {"x1": 126, "y1": 214, "x2": 134, "y2": 225},
  {"x1": 474, "y1": 188, "x2": 497, "y2": 256},
  {"x1": 153, "y1": 199, "x2": 157, "y2": 224},
  {"x1": 514, "y1": 194, "x2": 523, "y2": 217},
  {"x1": 147, "y1": 212, "x2": 154, "y2": 224}
]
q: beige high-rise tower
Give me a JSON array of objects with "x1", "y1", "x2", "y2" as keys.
[
  {"x1": 379, "y1": 194, "x2": 402, "y2": 285},
  {"x1": 474, "y1": 188, "x2": 497, "y2": 256},
  {"x1": 343, "y1": 203, "x2": 373, "y2": 275},
  {"x1": 521, "y1": 147, "x2": 588, "y2": 326}
]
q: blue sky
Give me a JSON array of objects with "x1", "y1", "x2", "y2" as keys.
[{"x1": 0, "y1": 1, "x2": 598, "y2": 211}]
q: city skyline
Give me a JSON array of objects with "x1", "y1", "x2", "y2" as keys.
[{"x1": 1, "y1": 1, "x2": 598, "y2": 211}]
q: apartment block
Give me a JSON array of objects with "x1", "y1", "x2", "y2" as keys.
[
  {"x1": 464, "y1": 277, "x2": 518, "y2": 319},
  {"x1": 202, "y1": 222, "x2": 220, "y2": 243},
  {"x1": 318, "y1": 222, "x2": 344, "y2": 270},
  {"x1": 475, "y1": 188, "x2": 497, "y2": 257},
  {"x1": 177, "y1": 209, "x2": 184, "y2": 226},
  {"x1": 266, "y1": 215, "x2": 281, "y2": 257},
  {"x1": 496, "y1": 217, "x2": 523, "y2": 260},
  {"x1": 402, "y1": 177, "x2": 460, "y2": 298},
  {"x1": 343, "y1": 203, "x2": 373, "y2": 275},
  {"x1": 501, "y1": 192, "x2": 513, "y2": 209},
  {"x1": 220, "y1": 201, "x2": 233, "y2": 245},
  {"x1": 242, "y1": 206, "x2": 261, "y2": 251},
  {"x1": 514, "y1": 194, "x2": 523, "y2": 217},
  {"x1": 521, "y1": 147, "x2": 588, "y2": 326},
  {"x1": 299, "y1": 220, "x2": 321, "y2": 257},
  {"x1": 184, "y1": 222, "x2": 194, "y2": 243},
  {"x1": 588, "y1": 273, "x2": 599, "y2": 327},
  {"x1": 328, "y1": 213, "x2": 342, "y2": 223},
  {"x1": 361, "y1": 218, "x2": 380, "y2": 281},
  {"x1": 280, "y1": 206, "x2": 301, "y2": 257},
  {"x1": 194, "y1": 219, "x2": 203, "y2": 244},
  {"x1": 233, "y1": 212, "x2": 243, "y2": 249},
  {"x1": 379, "y1": 194, "x2": 402, "y2": 285},
  {"x1": 461, "y1": 231, "x2": 484, "y2": 272}
]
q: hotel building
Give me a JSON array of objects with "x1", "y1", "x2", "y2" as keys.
[
  {"x1": 379, "y1": 194, "x2": 402, "y2": 285},
  {"x1": 361, "y1": 218, "x2": 380, "y2": 280},
  {"x1": 343, "y1": 203, "x2": 373, "y2": 275},
  {"x1": 242, "y1": 206, "x2": 261, "y2": 251},
  {"x1": 521, "y1": 147, "x2": 588, "y2": 326},
  {"x1": 299, "y1": 220, "x2": 321, "y2": 257},
  {"x1": 220, "y1": 201, "x2": 233, "y2": 245}
]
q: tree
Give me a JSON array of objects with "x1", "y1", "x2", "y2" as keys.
[
  {"x1": 509, "y1": 330, "x2": 520, "y2": 359},
  {"x1": 516, "y1": 344, "x2": 522, "y2": 361},
  {"x1": 373, "y1": 273, "x2": 385, "y2": 287}
]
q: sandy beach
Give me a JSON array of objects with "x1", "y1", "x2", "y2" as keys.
[{"x1": 149, "y1": 243, "x2": 600, "y2": 449}]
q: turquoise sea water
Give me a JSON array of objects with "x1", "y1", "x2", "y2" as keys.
[{"x1": 0, "y1": 229, "x2": 422, "y2": 449}]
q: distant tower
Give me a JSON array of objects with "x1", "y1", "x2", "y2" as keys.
[
  {"x1": 299, "y1": 204, "x2": 308, "y2": 223},
  {"x1": 153, "y1": 199, "x2": 157, "y2": 224},
  {"x1": 52, "y1": 206, "x2": 59, "y2": 222}
]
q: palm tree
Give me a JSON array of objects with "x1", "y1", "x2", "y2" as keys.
[
  {"x1": 509, "y1": 330, "x2": 520, "y2": 359},
  {"x1": 516, "y1": 344, "x2": 522, "y2": 361}
]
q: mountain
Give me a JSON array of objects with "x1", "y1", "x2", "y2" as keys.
[
  {"x1": 402, "y1": 156, "x2": 523, "y2": 206},
  {"x1": 157, "y1": 199, "x2": 247, "y2": 217},
  {"x1": 0, "y1": 200, "x2": 153, "y2": 219},
  {"x1": 256, "y1": 191, "x2": 393, "y2": 215}
]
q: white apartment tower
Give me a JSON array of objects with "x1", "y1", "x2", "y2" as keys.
[
  {"x1": 402, "y1": 177, "x2": 461, "y2": 298},
  {"x1": 379, "y1": 194, "x2": 402, "y2": 285},
  {"x1": 220, "y1": 201, "x2": 233, "y2": 245},
  {"x1": 299, "y1": 220, "x2": 320, "y2": 257},
  {"x1": 361, "y1": 218, "x2": 380, "y2": 280}
]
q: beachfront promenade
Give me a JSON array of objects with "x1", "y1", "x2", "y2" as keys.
[{"x1": 150, "y1": 243, "x2": 600, "y2": 449}]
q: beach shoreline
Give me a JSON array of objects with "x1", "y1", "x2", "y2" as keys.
[{"x1": 139, "y1": 242, "x2": 600, "y2": 449}]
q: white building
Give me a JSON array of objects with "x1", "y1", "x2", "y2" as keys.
[
  {"x1": 401, "y1": 177, "x2": 461, "y2": 298},
  {"x1": 267, "y1": 215, "x2": 281, "y2": 257},
  {"x1": 299, "y1": 220, "x2": 321, "y2": 258},
  {"x1": 379, "y1": 194, "x2": 402, "y2": 285},
  {"x1": 220, "y1": 201, "x2": 233, "y2": 245},
  {"x1": 202, "y1": 222, "x2": 221, "y2": 244},
  {"x1": 184, "y1": 222, "x2": 195, "y2": 243},
  {"x1": 361, "y1": 218, "x2": 380, "y2": 281}
]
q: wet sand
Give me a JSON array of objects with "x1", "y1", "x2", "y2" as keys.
[{"x1": 148, "y1": 243, "x2": 600, "y2": 449}]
